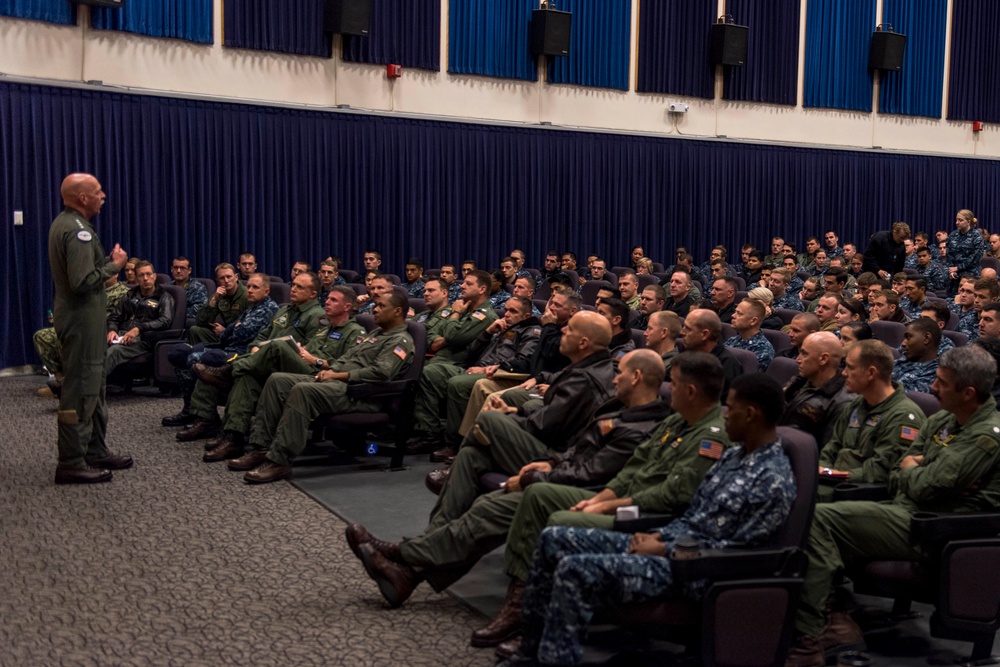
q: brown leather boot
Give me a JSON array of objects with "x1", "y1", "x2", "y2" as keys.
[
  {"x1": 819, "y1": 611, "x2": 866, "y2": 658},
  {"x1": 471, "y1": 579, "x2": 524, "y2": 647},
  {"x1": 345, "y1": 523, "x2": 404, "y2": 563},
  {"x1": 176, "y1": 417, "x2": 221, "y2": 442},
  {"x1": 784, "y1": 633, "x2": 824, "y2": 667},
  {"x1": 202, "y1": 432, "x2": 245, "y2": 462}
]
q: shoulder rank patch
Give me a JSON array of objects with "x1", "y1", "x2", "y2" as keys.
[
  {"x1": 900, "y1": 426, "x2": 919, "y2": 441},
  {"x1": 76, "y1": 230, "x2": 92, "y2": 242},
  {"x1": 699, "y1": 440, "x2": 724, "y2": 460},
  {"x1": 598, "y1": 419, "x2": 615, "y2": 436},
  {"x1": 471, "y1": 311, "x2": 487, "y2": 321},
  {"x1": 393, "y1": 345, "x2": 407, "y2": 360}
]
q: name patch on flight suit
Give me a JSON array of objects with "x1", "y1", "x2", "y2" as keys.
[
  {"x1": 329, "y1": 331, "x2": 343, "y2": 340},
  {"x1": 864, "y1": 415, "x2": 882, "y2": 428},
  {"x1": 146, "y1": 300, "x2": 158, "y2": 309}
]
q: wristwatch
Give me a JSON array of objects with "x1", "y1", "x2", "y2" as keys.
[{"x1": 315, "y1": 358, "x2": 325, "y2": 370}]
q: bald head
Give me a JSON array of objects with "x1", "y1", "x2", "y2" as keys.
[
  {"x1": 620, "y1": 349, "x2": 667, "y2": 389},
  {"x1": 804, "y1": 331, "x2": 843, "y2": 360},
  {"x1": 60, "y1": 173, "x2": 105, "y2": 219},
  {"x1": 689, "y1": 308, "x2": 722, "y2": 340},
  {"x1": 569, "y1": 310, "x2": 613, "y2": 349},
  {"x1": 797, "y1": 331, "x2": 843, "y2": 385},
  {"x1": 983, "y1": 267, "x2": 998, "y2": 281}
]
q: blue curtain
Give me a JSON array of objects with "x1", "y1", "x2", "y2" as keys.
[
  {"x1": 343, "y1": 0, "x2": 440, "y2": 71},
  {"x1": 878, "y1": 0, "x2": 946, "y2": 118},
  {"x1": 546, "y1": 0, "x2": 630, "y2": 90},
  {"x1": 723, "y1": 0, "x2": 800, "y2": 105},
  {"x1": 448, "y1": 0, "x2": 536, "y2": 81},
  {"x1": 91, "y1": 0, "x2": 212, "y2": 44},
  {"x1": 948, "y1": 0, "x2": 1000, "y2": 123},
  {"x1": 4, "y1": 81, "x2": 1000, "y2": 367},
  {"x1": 0, "y1": 0, "x2": 74, "y2": 24},
  {"x1": 636, "y1": 0, "x2": 716, "y2": 98},
  {"x1": 804, "y1": 0, "x2": 876, "y2": 111},
  {"x1": 223, "y1": 0, "x2": 330, "y2": 57}
]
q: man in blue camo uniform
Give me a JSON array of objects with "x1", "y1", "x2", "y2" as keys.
[
  {"x1": 169, "y1": 256, "x2": 207, "y2": 324},
  {"x1": 913, "y1": 246, "x2": 948, "y2": 293},
  {"x1": 724, "y1": 299, "x2": 775, "y2": 372},
  {"x1": 945, "y1": 210, "x2": 987, "y2": 294},
  {"x1": 891, "y1": 318, "x2": 940, "y2": 393},
  {"x1": 770, "y1": 269, "x2": 806, "y2": 312},
  {"x1": 501, "y1": 373, "x2": 795, "y2": 666}
]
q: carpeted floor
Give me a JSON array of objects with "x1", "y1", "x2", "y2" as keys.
[{"x1": 0, "y1": 375, "x2": 494, "y2": 667}]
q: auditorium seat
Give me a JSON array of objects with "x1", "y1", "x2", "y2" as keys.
[{"x1": 870, "y1": 320, "x2": 906, "y2": 349}]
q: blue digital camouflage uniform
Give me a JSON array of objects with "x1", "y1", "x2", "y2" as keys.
[
  {"x1": 915, "y1": 261, "x2": 949, "y2": 293},
  {"x1": 490, "y1": 289, "x2": 512, "y2": 310},
  {"x1": 788, "y1": 275, "x2": 805, "y2": 295},
  {"x1": 358, "y1": 300, "x2": 376, "y2": 315},
  {"x1": 898, "y1": 296, "x2": 926, "y2": 320},
  {"x1": 403, "y1": 279, "x2": 426, "y2": 299},
  {"x1": 517, "y1": 440, "x2": 796, "y2": 665},
  {"x1": 826, "y1": 246, "x2": 844, "y2": 259},
  {"x1": 899, "y1": 336, "x2": 954, "y2": 358},
  {"x1": 724, "y1": 332, "x2": 775, "y2": 372},
  {"x1": 947, "y1": 228, "x2": 988, "y2": 278},
  {"x1": 954, "y1": 308, "x2": 980, "y2": 342},
  {"x1": 773, "y1": 291, "x2": 805, "y2": 312},
  {"x1": 447, "y1": 281, "x2": 462, "y2": 304},
  {"x1": 891, "y1": 357, "x2": 939, "y2": 393},
  {"x1": 516, "y1": 269, "x2": 533, "y2": 282},
  {"x1": 904, "y1": 254, "x2": 919, "y2": 269},
  {"x1": 179, "y1": 279, "x2": 208, "y2": 320}
]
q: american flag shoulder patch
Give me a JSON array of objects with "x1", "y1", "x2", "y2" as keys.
[
  {"x1": 699, "y1": 440, "x2": 724, "y2": 460},
  {"x1": 393, "y1": 345, "x2": 407, "y2": 360},
  {"x1": 599, "y1": 419, "x2": 615, "y2": 435},
  {"x1": 900, "y1": 425, "x2": 919, "y2": 441}
]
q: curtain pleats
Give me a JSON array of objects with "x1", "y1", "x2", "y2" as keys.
[
  {"x1": 636, "y1": 0, "x2": 716, "y2": 97},
  {"x1": 804, "y1": 0, "x2": 876, "y2": 111},
  {"x1": 879, "y1": 0, "x2": 947, "y2": 118},
  {"x1": 547, "y1": 0, "x2": 631, "y2": 91},
  {"x1": 91, "y1": 0, "x2": 213, "y2": 44},
  {"x1": 947, "y1": 0, "x2": 1000, "y2": 123},
  {"x1": 448, "y1": 0, "x2": 536, "y2": 81},
  {"x1": 343, "y1": 0, "x2": 440, "y2": 71},
  {"x1": 723, "y1": 0, "x2": 800, "y2": 105},
  {"x1": 223, "y1": 0, "x2": 330, "y2": 57},
  {"x1": 0, "y1": 0, "x2": 74, "y2": 25}
]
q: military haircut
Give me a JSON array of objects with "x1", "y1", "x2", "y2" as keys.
[
  {"x1": 597, "y1": 297, "x2": 629, "y2": 325},
  {"x1": 672, "y1": 351, "x2": 725, "y2": 403},
  {"x1": 748, "y1": 249, "x2": 764, "y2": 261},
  {"x1": 975, "y1": 277, "x2": 1000, "y2": 299},
  {"x1": 739, "y1": 298, "x2": 766, "y2": 322},
  {"x1": 791, "y1": 312, "x2": 821, "y2": 333},
  {"x1": 173, "y1": 256, "x2": 191, "y2": 268},
  {"x1": 383, "y1": 290, "x2": 409, "y2": 314},
  {"x1": 250, "y1": 272, "x2": 271, "y2": 289},
  {"x1": 561, "y1": 290, "x2": 583, "y2": 310},
  {"x1": 328, "y1": 284, "x2": 357, "y2": 307},
  {"x1": 293, "y1": 259, "x2": 312, "y2": 271},
  {"x1": 650, "y1": 310, "x2": 683, "y2": 338},
  {"x1": 875, "y1": 289, "x2": 900, "y2": 307},
  {"x1": 826, "y1": 267, "x2": 848, "y2": 285},
  {"x1": 906, "y1": 316, "x2": 942, "y2": 348},
  {"x1": 425, "y1": 277, "x2": 449, "y2": 293},
  {"x1": 920, "y1": 300, "x2": 952, "y2": 326},
  {"x1": 320, "y1": 258, "x2": 339, "y2": 270},
  {"x1": 714, "y1": 276, "x2": 737, "y2": 291},
  {"x1": 468, "y1": 269, "x2": 492, "y2": 291},
  {"x1": 364, "y1": 249, "x2": 382, "y2": 260},
  {"x1": 770, "y1": 267, "x2": 791, "y2": 284},
  {"x1": 506, "y1": 295, "x2": 531, "y2": 313},
  {"x1": 854, "y1": 339, "x2": 895, "y2": 383},
  {"x1": 621, "y1": 349, "x2": 667, "y2": 388},
  {"x1": 301, "y1": 271, "x2": 321, "y2": 294},
  {"x1": 645, "y1": 284, "x2": 668, "y2": 302},
  {"x1": 730, "y1": 373, "x2": 785, "y2": 426},
  {"x1": 856, "y1": 271, "x2": 878, "y2": 287},
  {"x1": 214, "y1": 262, "x2": 237, "y2": 277},
  {"x1": 406, "y1": 257, "x2": 424, "y2": 270},
  {"x1": 906, "y1": 276, "x2": 928, "y2": 291},
  {"x1": 134, "y1": 259, "x2": 154, "y2": 274},
  {"x1": 940, "y1": 345, "x2": 997, "y2": 402}
]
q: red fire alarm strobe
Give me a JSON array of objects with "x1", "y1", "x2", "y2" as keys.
[
  {"x1": 387, "y1": 64, "x2": 402, "y2": 79},
  {"x1": 973, "y1": 121, "x2": 984, "y2": 133}
]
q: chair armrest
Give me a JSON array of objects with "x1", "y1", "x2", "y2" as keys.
[
  {"x1": 346, "y1": 380, "x2": 411, "y2": 399},
  {"x1": 670, "y1": 547, "x2": 804, "y2": 581},
  {"x1": 613, "y1": 514, "x2": 677, "y2": 533},
  {"x1": 832, "y1": 483, "x2": 890, "y2": 502},
  {"x1": 910, "y1": 511, "x2": 1000, "y2": 544},
  {"x1": 146, "y1": 328, "x2": 185, "y2": 344}
]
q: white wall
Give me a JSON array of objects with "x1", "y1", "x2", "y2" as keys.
[{"x1": 0, "y1": 0, "x2": 996, "y2": 158}]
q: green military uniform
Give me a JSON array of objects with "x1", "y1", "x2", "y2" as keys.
[
  {"x1": 412, "y1": 301, "x2": 498, "y2": 434},
  {"x1": 503, "y1": 405, "x2": 731, "y2": 581},
  {"x1": 247, "y1": 324, "x2": 415, "y2": 465},
  {"x1": 817, "y1": 383, "x2": 924, "y2": 500},
  {"x1": 217, "y1": 317, "x2": 364, "y2": 434},
  {"x1": 188, "y1": 300, "x2": 328, "y2": 422},
  {"x1": 47, "y1": 207, "x2": 121, "y2": 466},
  {"x1": 796, "y1": 397, "x2": 1000, "y2": 638},
  {"x1": 188, "y1": 283, "x2": 248, "y2": 344},
  {"x1": 34, "y1": 280, "x2": 128, "y2": 375}
]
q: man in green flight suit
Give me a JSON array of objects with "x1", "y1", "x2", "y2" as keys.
[
  {"x1": 196, "y1": 285, "x2": 365, "y2": 463},
  {"x1": 786, "y1": 345, "x2": 1000, "y2": 666},
  {"x1": 188, "y1": 262, "x2": 248, "y2": 345},
  {"x1": 47, "y1": 173, "x2": 132, "y2": 484},
  {"x1": 239, "y1": 291, "x2": 417, "y2": 484}
]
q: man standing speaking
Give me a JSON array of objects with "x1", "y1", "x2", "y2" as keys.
[{"x1": 48, "y1": 173, "x2": 132, "y2": 484}]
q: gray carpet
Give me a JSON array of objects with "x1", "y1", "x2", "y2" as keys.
[{"x1": 0, "y1": 375, "x2": 494, "y2": 666}]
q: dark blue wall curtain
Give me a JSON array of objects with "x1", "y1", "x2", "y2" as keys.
[
  {"x1": 0, "y1": 0, "x2": 74, "y2": 24},
  {"x1": 448, "y1": 0, "x2": 536, "y2": 81},
  {"x1": 547, "y1": 0, "x2": 630, "y2": 90},
  {"x1": 91, "y1": 0, "x2": 212, "y2": 44},
  {"x1": 637, "y1": 0, "x2": 715, "y2": 97},
  {"x1": 90, "y1": 0, "x2": 212, "y2": 44},
  {"x1": 223, "y1": 0, "x2": 330, "y2": 57},
  {"x1": 804, "y1": 0, "x2": 876, "y2": 111},
  {"x1": 878, "y1": 0, "x2": 946, "y2": 118},
  {"x1": 4, "y1": 81, "x2": 1000, "y2": 367},
  {"x1": 948, "y1": 0, "x2": 1000, "y2": 123},
  {"x1": 723, "y1": 0, "x2": 800, "y2": 105},
  {"x1": 343, "y1": 0, "x2": 440, "y2": 71}
]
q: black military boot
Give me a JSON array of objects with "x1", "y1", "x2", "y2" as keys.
[{"x1": 162, "y1": 394, "x2": 196, "y2": 427}]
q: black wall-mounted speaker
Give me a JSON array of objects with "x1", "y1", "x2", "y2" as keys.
[
  {"x1": 324, "y1": 0, "x2": 371, "y2": 37},
  {"x1": 530, "y1": 9, "x2": 572, "y2": 57},
  {"x1": 709, "y1": 23, "x2": 749, "y2": 66},
  {"x1": 869, "y1": 31, "x2": 907, "y2": 71}
]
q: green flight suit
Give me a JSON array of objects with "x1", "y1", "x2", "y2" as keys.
[
  {"x1": 188, "y1": 283, "x2": 248, "y2": 344},
  {"x1": 34, "y1": 281, "x2": 129, "y2": 375},
  {"x1": 796, "y1": 397, "x2": 1000, "y2": 638},
  {"x1": 503, "y1": 405, "x2": 732, "y2": 581},
  {"x1": 219, "y1": 317, "x2": 364, "y2": 434},
  {"x1": 817, "y1": 383, "x2": 925, "y2": 500},
  {"x1": 413, "y1": 302, "x2": 498, "y2": 434},
  {"x1": 188, "y1": 300, "x2": 328, "y2": 421},
  {"x1": 47, "y1": 207, "x2": 121, "y2": 466},
  {"x1": 247, "y1": 324, "x2": 415, "y2": 465}
]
